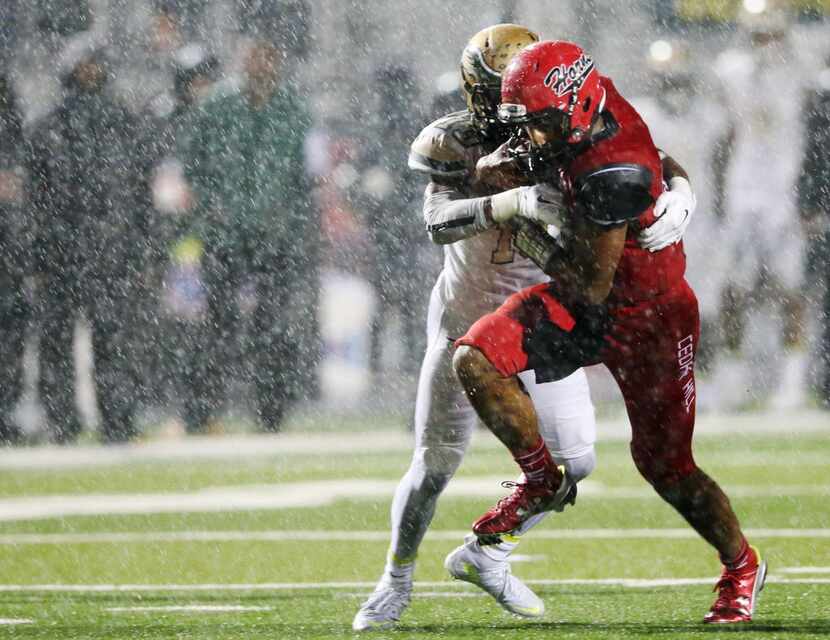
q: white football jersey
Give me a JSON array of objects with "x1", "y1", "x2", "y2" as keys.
[
  {"x1": 714, "y1": 43, "x2": 810, "y2": 218},
  {"x1": 713, "y1": 40, "x2": 816, "y2": 289},
  {"x1": 408, "y1": 111, "x2": 547, "y2": 326}
]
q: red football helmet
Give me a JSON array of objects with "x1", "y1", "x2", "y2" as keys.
[{"x1": 498, "y1": 40, "x2": 605, "y2": 145}]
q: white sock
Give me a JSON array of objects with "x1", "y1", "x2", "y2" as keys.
[
  {"x1": 384, "y1": 557, "x2": 415, "y2": 583},
  {"x1": 481, "y1": 537, "x2": 519, "y2": 563}
]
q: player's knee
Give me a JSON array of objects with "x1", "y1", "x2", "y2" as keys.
[
  {"x1": 410, "y1": 445, "x2": 464, "y2": 494},
  {"x1": 630, "y1": 442, "x2": 697, "y2": 489},
  {"x1": 562, "y1": 448, "x2": 596, "y2": 484}
]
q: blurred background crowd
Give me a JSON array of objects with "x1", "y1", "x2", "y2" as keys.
[{"x1": 0, "y1": 0, "x2": 828, "y2": 445}]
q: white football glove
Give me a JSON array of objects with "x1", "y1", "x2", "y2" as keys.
[
  {"x1": 490, "y1": 183, "x2": 566, "y2": 228},
  {"x1": 639, "y1": 177, "x2": 696, "y2": 252}
]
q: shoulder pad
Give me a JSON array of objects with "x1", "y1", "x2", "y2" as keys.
[
  {"x1": 574, "y1": 163, "x2": 654, "y2": 226},
  {"x1": 408, "y1": 110, "x2": 482, "y2": 178}
]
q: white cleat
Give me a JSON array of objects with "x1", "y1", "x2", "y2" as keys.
[
  {"x1": 352, "y1": 576, "x2": 412, "y2": 632},
  {"x1": 444, "y1": 535, "x2": 544, "y2": 618}
]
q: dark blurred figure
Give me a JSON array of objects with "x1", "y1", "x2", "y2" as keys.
[
  {"x1": 27, "y1": 51, "x2": 148, "y2": 443},
  {"x1": 799, "y1": 57, "x2": 830, "y2": 408},
  {"x1": 428, "y1": 73, "x2": 465, "y2": 121},
  {"x1": 0, "y1": 75, "x2": 30, "y2": 444},
  {"x1": 183, "y1": 39, "x2": 315, "y2": 432},
  {"x1": 152, "y1": 0, "x2": 210, "y2": 42},
  {"x1": 35, "y1": 0, "x2": 92, "y2": 37},
  {"x1": 0, "y1": 1, "x2": 19, "y2": 65},
  {"x1": 236, "y1": 0, "x2": 311, "y2": 56},
  {"x1": 142, "y1": 45, "x2": 220, "y2": 430},
  {"x1": 362, "y1": 65, "x2": 433, "y2": 377}
]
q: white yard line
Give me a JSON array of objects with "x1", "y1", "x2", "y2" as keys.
[
  {"x1": 106, "y1": 605, "x2": 271, "y2": 613},
  {"x1": 0, "y1": 433, "x2": 416, "y2": 471},
  {"x1": 0, "y1": 528, "x2": 828, "y2": 545},
  {"x1": 0, "y1": 618, "x2": 33, "y2": 625},
  {"x1": 0, "y1": 409, "x2": 826, "y2": 471},
  {"x1": 0, "y1": 478, "x2": 827, "y2": 521},
  {"x1": 509, "y1": 554, "x2": 548, "y2": 563},
  {"x1": 337, "y1": 591, "x2": 484, "y2": 599},
  {"x1": 0, "y1": 577, "x2": 827, "y2": 593},
  {"x1": 779, "y1": 567, "x2": 830, "y2": 574}
]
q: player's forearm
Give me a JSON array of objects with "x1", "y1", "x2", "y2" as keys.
[
  {"x1": 423, "y1": 181, "x2": 494, "y2": 244},
  {"x1": 659, "y1": 151, "x2": 689, "y2": 183},
  {"x1": 546, "y1": 223, "x2": 627, "y2": 306}
]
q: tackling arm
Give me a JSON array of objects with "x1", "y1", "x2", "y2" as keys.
[
  {"x1": 545, "y1": 219, "x2": 628, "y2": 305},
  {"x1": 422, "y1": 177, "x2": 495, "y2": 245}
]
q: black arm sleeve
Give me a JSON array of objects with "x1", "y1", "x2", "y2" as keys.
[
  {"x1": 798, "y1": 91, "x2": 830, "y2": 215},
  {"x1": 574, "y1": 163, "x2": 654, "y2": 226}
]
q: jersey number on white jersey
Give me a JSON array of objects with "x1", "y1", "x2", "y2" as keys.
[{"x1": 491, "y1": 228, "x2": 515, "y2": 264}]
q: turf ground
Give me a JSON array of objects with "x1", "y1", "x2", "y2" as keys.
[{"x1": 0, "y1": 411, "x2": 828, "y2": 639}]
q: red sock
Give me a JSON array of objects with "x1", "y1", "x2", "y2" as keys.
[
  {"x1": 512, "y1": 436, "x2": 561, "y2": 486},
  {"x1": 723, "y1": 538, "x2": 756, "y2": 572}
]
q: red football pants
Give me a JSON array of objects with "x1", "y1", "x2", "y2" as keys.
[{"x1": 457, "y1": 279, "x2": 700, "y2": 485}]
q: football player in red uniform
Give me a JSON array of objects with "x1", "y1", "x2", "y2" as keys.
[{"x1": 452, "y1": 40, "x2": 766, "y2": 624}]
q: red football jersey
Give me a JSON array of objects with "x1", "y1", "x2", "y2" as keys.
[{"x1": 558, "y1": 77, "x2": 687, "y2": 304}]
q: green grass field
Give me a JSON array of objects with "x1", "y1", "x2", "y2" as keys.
[{"x1": 0, "y1": 414, "x2": 828, "y2": 639}]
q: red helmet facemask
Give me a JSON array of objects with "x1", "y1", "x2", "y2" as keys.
[{"x1": 497, "y1": 41, "x2": 605, "y2": 165}]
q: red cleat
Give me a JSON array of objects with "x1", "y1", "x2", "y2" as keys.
[
  {"x1": 473, "y1": 466, "x2": 576, "y2": 537},
  {"x1": 704, "y1": 546, "x2": 767, "y2": 624}
]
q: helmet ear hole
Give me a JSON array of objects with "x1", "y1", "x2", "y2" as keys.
[{"x1": 583, "y1": 97, "x2": 592, "y2": 113}]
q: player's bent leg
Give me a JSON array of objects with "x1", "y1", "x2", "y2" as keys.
[
  {"x1": 500, "y1": 368, "x2": 597, "y2": 540},
  {"x1": 625, "y1": 396, "x2": 766, "y2": 623},
  {"x1": 453, "y1": 345, "x2": 540, "y2": 451},
  {"x1": 524, "y1": 366, "x2": 597, "y2": 499},
  {"x1": 443, "y1": 447, "x2": 596, "y2": 619},
  {"x1": 454, "y1": 345, "x2": 572, "y2": 535},
  {"x1": 389, "y1": 336, "x2": 476, "y2": 564},
  {"x1": 388, "y1": 442, "x2": 468, "y2": 561},
  {"x1": 443, "y1": 366, "x2": 595, "y2": 618},
  {"x1": 355, "y1": 448, "x2": 469, "y2": 632},
  {"x1": 355, "y1": 330, "x2": 475, "y2": 631},
  {"x1": 561, "y1": 448, "x2": 597, "y2": 484},
  {"x1": 611, "y1": 281, "x2": 764, "y2": 623},
  {"x1": 637, "y1": 464, "x2": 767, "y2": 624},
  {"x1": 453, "y1": 293, "x2": 581, "y2": 535}
]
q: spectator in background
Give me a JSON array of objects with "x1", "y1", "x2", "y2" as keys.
[
  {"x1": 0, "y1": 75, "x2": 30, "y2": 444},
  {"x1": 153, "y1": 0, "x2": 215, "y2": 43},
  {"x1": 428, "y1": 74, "x2": 465, "y2": 121},
  {"x1": 236, "y1": 0, "x2": 311, "y2": 57},
  {"x1": 799, "y1": 54, "x2": 830, "y2": 408},
  {"x1": 146, "y1": 44, "x2": 221, "y2": 431},
  {"x1": 27, "y1": 50, "x2": 148, "y2": 443},
  {"x1": 0, "y1": 1, "x2": 19, "y2": 65},
  {"x1": 630, "y1": 40, "x2": 729, "y2": 376},
  {"x1": 362, "y1": 64, "x2": 435, "y2": 379},
  {"x1": 34, "y1": 0, "x2": 91, "y2": 38},
  {"x1": 709, "y1": 1, "x2": 812, "y2": 409},
  {"x1": 183, "y1": 38, "x2": 315, "y2": 432}
]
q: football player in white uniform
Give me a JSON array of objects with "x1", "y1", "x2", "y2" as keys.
[
  {"x1": 711, "y1": 1, "x2": 817, "y2": 408},
  {"x1": 353, "y1": 24, "x2": 697, "y2": 632}
]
